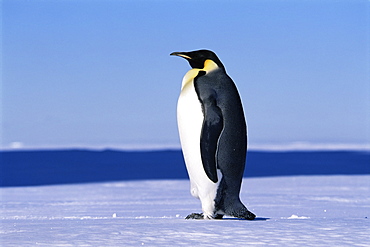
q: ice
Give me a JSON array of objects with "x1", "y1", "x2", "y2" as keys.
[
  {"x1": 286, "y1": 214, "x2": 310, "y2": 219},
  {"x1": 1, "y1": 175, "x2": 369, "y2": 246}
]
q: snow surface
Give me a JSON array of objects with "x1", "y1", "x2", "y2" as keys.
[{"x1": 1, "y1": 175, "x2": 369, "y2": 246}]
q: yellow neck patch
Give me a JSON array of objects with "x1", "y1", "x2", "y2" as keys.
[{"x1": 181, "y1": 60, "x2": 219, "y2": 90}]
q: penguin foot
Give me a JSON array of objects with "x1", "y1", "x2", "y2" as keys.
[
  {"x1": 214, "y1": 214, "x2": 224, "y2": 219},
  {"x1": 185, "y1": 213, "x2": 224, "y2": 220},
  {"x1": 185, "y1": 213, "x2": 204, "y2": 219}
]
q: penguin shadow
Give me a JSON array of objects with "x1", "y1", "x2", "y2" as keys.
[
  {"x1": 222, "y1": 217, "x2": 270, "y2": 221},
  {"x1": 252, "y1": 217, "x2": 270, "y2": 221}
]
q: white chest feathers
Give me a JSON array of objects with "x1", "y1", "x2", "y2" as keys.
[{"x1": 176, "y1": 59, "x2": 222, "y2": 219}]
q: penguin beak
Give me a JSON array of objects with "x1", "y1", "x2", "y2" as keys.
[{"x1": 170, "y1": 52, "x2": 192, "y2": 60}]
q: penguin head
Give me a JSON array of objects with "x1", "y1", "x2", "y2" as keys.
[{"x1": 170, "y1": 49, "x2": 225, "y2": 70}]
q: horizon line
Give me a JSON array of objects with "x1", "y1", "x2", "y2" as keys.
[{"x1": 1, "y1": 142, "x2": 370, "y2": 152}]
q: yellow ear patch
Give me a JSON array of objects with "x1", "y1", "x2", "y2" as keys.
[
  {"x1": 203, "y1": 59, "x2": 219, "y2": 72},
  {"x1": 181, "y1": 59, "x2": 219, "y2": 90}
]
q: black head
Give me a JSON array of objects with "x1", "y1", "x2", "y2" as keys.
[{"x1": 170, "y1": 49, "x2": 225, "y2": 70}]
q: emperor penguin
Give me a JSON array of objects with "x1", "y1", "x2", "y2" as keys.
[{"x1": 170, "y1": 49, "x2": 256, "y2": 220}]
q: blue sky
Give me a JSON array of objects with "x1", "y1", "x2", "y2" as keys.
[{"x1": 2, "y1": 0, "x2": 369, "y2": 150}]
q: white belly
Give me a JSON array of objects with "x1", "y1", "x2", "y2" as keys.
[{"x1": 177, "y1": 80, "x2": 221, "y2": 218}]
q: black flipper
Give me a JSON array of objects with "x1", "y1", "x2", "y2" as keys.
[
  {"x1": 199, "y1": 96, "x2": 223, "y2": 183},
  {"x1": 194, "y1": 70, "x2": 224, "y2": 183}
]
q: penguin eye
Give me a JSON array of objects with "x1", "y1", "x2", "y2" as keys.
[{"x1": 189, "y1": 60, "x2": 205, "y2": 69}]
